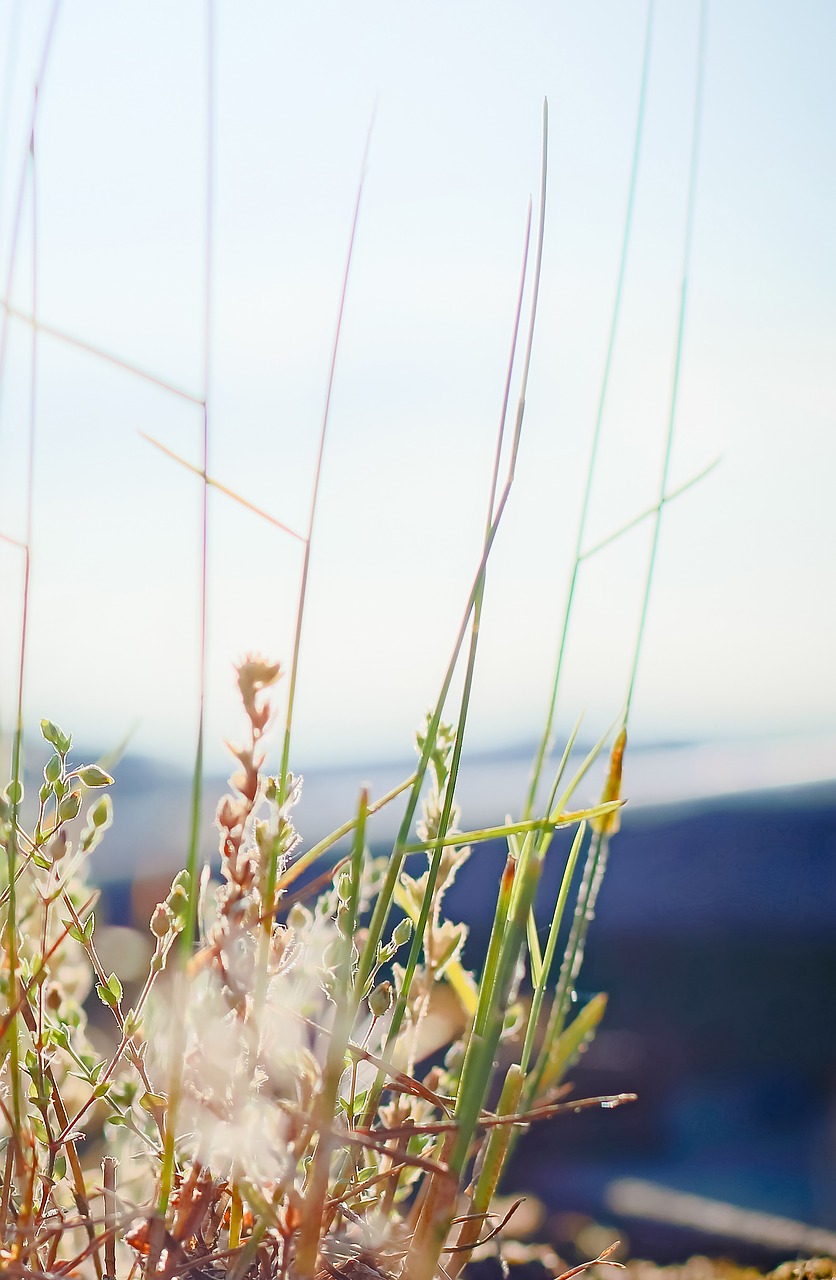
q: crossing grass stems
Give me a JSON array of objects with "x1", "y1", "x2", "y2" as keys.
[{"x1": 0, "y1": 2, "x2": 713, "y2": 1274}]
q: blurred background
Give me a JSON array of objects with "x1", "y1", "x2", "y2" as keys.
[{"x1": 1, "y1": 0, "x2": 834, "y2": 1265}]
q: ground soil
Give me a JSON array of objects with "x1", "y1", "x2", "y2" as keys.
[{"x1": 464, "y1": 1249, "x2": 836, "y2": 1280}]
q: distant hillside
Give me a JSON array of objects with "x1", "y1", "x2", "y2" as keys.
[{"x1": 16, "y1": 732, "x2": 833, "y2": 885}]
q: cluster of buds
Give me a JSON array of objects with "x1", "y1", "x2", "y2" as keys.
[
  {"x1": 404, "y1": 717, "x2": 472, "y2": 982},
  {"x1": 149, "y1": 869, "x2": 191, "y2": 972},
  {"x1": 218, "y1": 656, "x2": 283, "y2": 876},
  {"x1": 203, "y1": 657, "x2": 300, "y2": 1009}
]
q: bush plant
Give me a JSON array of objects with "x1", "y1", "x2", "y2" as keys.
[
  {"x1": 1, "y1": 652, "x2": 633, "y2": 1280},
  {"x1": 0, "y1": 194, "x2": 634, "y2": 1270},
  {"x1": 1, "y1": 7, "x2": 712, "y2": 1270}
]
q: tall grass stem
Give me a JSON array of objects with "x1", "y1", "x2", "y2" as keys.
[
  {"x1": 524, "y1": 0, "x2": 655, "y2": 818},
  {"x1": 625, "y1": 0, "x2": 709, "y2": 720}
]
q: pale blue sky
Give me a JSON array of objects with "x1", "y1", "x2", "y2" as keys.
[{"x1": 0, "y1": 1, "x2": 834, "y2": 770}]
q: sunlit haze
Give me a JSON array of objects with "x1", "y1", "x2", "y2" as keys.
[{"x1": 1, "y1": 1, "x2": 834, "y2": 778}]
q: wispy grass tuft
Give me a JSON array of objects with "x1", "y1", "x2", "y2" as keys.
[{"x1": 0, "y1": 5, "x2": 713, "y2": 1276}]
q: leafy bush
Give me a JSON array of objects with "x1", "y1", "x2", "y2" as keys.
[
  {"x1": 1, "y1": 651, "x2": 630, "y2": 1280},
  {"x1": 1, "y1": 22, "x2": 709, "y2": 1264}
]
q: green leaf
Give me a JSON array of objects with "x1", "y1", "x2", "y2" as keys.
[
  {"x1": 28, "y1": 1076, "x2": 52, "y2": 1103},
  {"x1": 139, "y1": 1091, "x2": 166, "y2": 1113},
  {"x1": 96, "y1": 982, "x2": 118, "y2": 1009},
  {"x1": 6, "y1": 779, "x2": 23, "y2": 805},
  {"x1": 48, "y1": 1023, "x2": 69, "y2": 1048},
  {"x1": 106, "y1": 972, "x2": 122, "y2": 1002},
  {"x1": 64, "y1": 920, "x2": 85, "y2": 945},
  {"x1": 83, "y1": 912, "x2": 95, "y2": 941},
  {"x1": 540, "y1": 992, "x2": 608, "y2": 1093},
  {"x1": 77, "y1": 765, "x2": 114, "y2": 788},
  {"x1": 31, "y1": 1116, "x2": 49, "y2": 1145}
]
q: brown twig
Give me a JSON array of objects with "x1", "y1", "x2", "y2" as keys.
[
  {"x1": 556, "y1": 1241, "x2": 625, "y2": 1280},
  {"x1": 442, "y1": 1198, "x2": 526, "y2": 1252},
  {"x1": 359, "y1": 1091, "x2": 635, "y2": 1141},
  {"x1": 103, "y1": 1157, "x2": 117, "y2": 1280},
  {"x1": 17, "y1": 999, "x2": 101, "y2": 1277}
]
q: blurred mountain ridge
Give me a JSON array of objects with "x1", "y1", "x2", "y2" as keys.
[{"x1": 10, "y1": 729, "x2": 832, "y2": 884}]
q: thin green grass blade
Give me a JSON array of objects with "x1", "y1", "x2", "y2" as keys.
[
  {"x1": 265, "y1": 120, "x2": 374, "y2": 942},
  {"x1": 625, "y1": 0, "x2": 709, "y2": 722},
  {"x1": 538, "y1": 991, "x2": 608, "y2": 1097},
  {"x1": 450, "y1": 830, "x2": 541, "y2": 1175},
  {"x1": 520, "y1": 820, "x2": 586, "y2": 1073},
  {"x1": 294, "y1": 792, "x2": 368, "y2": 1278},
  {"x1": 470, "y1": 846, "x2": 519, "y2": 1045},
  {"x1": 383, "y1": 102, "x2": 546, "y2": 1067},
  {"x1": 399, "y1": 802, "x2": 621, "y2": 856},
  {"x1": 355, "y1": 133, "x2": 541, "y2": 1003},
  {"x1": 548, "y1": 716, "x2": 618, "y2": 818},
  {"x1": 365, "y1": 112, "x2": 547, "y2": 1112},
  {"x1": 526, "y1": 907, "x2": 543, "y2": 987},
  {"x1": 542, "y1": 711, "x2": 585, "y2": 813},
  {"x1": 276, "y1": 771, "x2": 417, "y2": 892},
  {"x1": 580, "y1": 456, "x2": 720, "y2": 563},
  {"x1": 524, "y1": 0, "x2": 656, "y2": 819},
  {"x1": 178, "y1": 0, "x2": 214, "y2": 966},
  {"x1": 2, "y1": 82, "x2": 51, "y2": 1165},
  {"x1": 525, "y1": 826, "x2": 608, "y2": 1107},
  {"x1": 448, "y1": 1063, "x2": 525, "y2": 1273}
]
